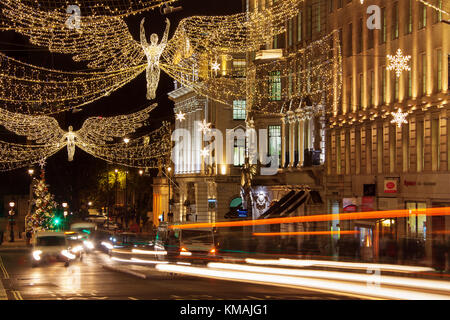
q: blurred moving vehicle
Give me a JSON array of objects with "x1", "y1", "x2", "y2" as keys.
[
  {"x1": 31, "y1": 231, "x2": 77, "y2": 267},
  {"x1": 65, "y1": 231, "x2": 94, "y2": 254},
  {"x1": 70, "y1": 222, "x2": 96, "y2": 236},
  {"x1": 155, "y1": 223, "x2": 218, "y2": 264},
  {"x1": 100, "y1": 232, "x2": 151, "y2": 254}
]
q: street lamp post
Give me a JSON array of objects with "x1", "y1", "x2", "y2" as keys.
[
  {"x1": 114, "y1": 169, "x2": 118, "y2": 224},
  {"x1": 167, "y1": 167, "x2": 172, "y2": 223},
  {"x1": 8, "y1": 202, "x2": 15, "y2": 242},
  {"x1": 26, "y1": 168, "x2": 34, "y2": 242}
]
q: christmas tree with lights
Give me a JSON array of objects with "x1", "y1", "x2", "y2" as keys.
[{"x1": 26, "y1": 170, "x2": 58, "y2": 233}]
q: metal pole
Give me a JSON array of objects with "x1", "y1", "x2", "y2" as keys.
[{"x1": 125, "y1": 171, "x2": 128, "y2": 229}]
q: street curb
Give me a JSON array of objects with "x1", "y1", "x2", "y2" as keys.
[{"x1": 101, "y1": 264, "x2": 147, "y2": 279}]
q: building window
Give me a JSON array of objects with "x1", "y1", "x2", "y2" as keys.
[
  {"x1": 288, "y1": 18, "x2": 293, "y2": 47},
  {"x1": 232, "y1": 59, "x2": 246, "y2": 78},
  {"x1": 432, "y1": 118, "x2": 440, "y2": 171},
  {"x1": 233, "y1": 100, "x2": 246, "y2": 120},
  {"x1": 408, "y1": 69, "x2": 412, "y2": 98},
  {"x1": 437, "y1": 49, "x2": 442, "y2": 92},
  {"x1": 368, "y1": 26, "x2": 374, "y2": 50},
  {"x1": 336, "y1": 132, "x2": 341, "y2": 174},
  {"x1": 357, "y1": 18, "x2": 363, "y2": 54},
  {"x1": 433, "y1": 0, "x2": 443, "y2": 23},
  {"x1": 347, "y1": 22, "x2": 352, "y2": 57},
  {"x1": 288, "y1": 73, "x2": 293, "y2": 98},
  {"x1": 269, "y1": 71, "x2": 282, "y2": 101},
  {"x1": 370, "y1": 70, "x2": 375, "y2": 107},
  {"x1": 392, "y1": 2, "x2": 399, "y2": 40},
  {"x1": 234, "y1": 137, "x2": 246, "y2": 166},
  {"x1": 381, "y1": 66, "x2": 386, "y2": 104},
  {"x1": 389, "y1": 124, "x2": 396, "y2": 173},
  {"x1": 405, "y1": 0, "x2": 413, "y2": 35},
  {"x1": 297, "y1": 12, "x2": 302, "y2": 43},
  {"x1": 402, "y1": 123, "x2": 410, "y2": 172},
  {"x1": 380, "y1": 8, "x2": 386, "y2": 44},
  {"x1": 273, "y1": 35, "x2": 278, "y2": 49},
  {"x1": 359, "y1": 73, "x2": 363, "y2": 109},
  {"x1": 306, "y1": 5, "x2": 312, "y2": 39},
  {"x1": 394, "y1": 75, "x2": 399, "y2": 101},
  {"x1": 417, "y1": 119, "x2": 424, "y2": 172},
  {"x1": 348, "y1": 76, "x2": 353, "y2": 111},
  {"x1": 338, "y1": 0, "x2": 343, "y2": 9},
  {"x1": 328, "y1": 0, "x2": 334, "y2": 13},
  {"x1": 314, "y1": 2, "x2": 321, "y2": 33},
  {"x1": 419, "y1": 3, "x2": 427, "y2": 29},
  {"x1": 406, "y1": 202, "x2": 427, "y2": 240},
  {"x1": 422, "y1": 53, "x2": 427, "y2": 95},
  {"x1": 377, "y1": 126, "x2": 383, "y2": 174},
  {"x1": 268, "y1": 125, "x2": 282, "y2": 167}
]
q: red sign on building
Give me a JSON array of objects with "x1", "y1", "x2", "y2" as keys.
[{"x1": 384, "y1": 179, "x2": 398, "y2": 193}]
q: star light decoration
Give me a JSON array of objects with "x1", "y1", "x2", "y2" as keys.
[
  {"x1": 200, "y1": 148, "x2": 210, "y2": 157},
  {"x1": 391, "y1": 108, "x2": 409, "y2": 128},
  {"x1": 211, "y1": 60, "x2": 221, "y2": 75},
  {"x1": 38, "y1": 158, "x2": 47, "y2": 169},
  {"x1": 387, "y1": 49, "x2": 411, "y2": 78},
  {"x1": 176, "y1": 111, "x2": 186, "y2": 122},
  {"x1": 198, "y1": 119, "x2": 212, "y2": 135}
]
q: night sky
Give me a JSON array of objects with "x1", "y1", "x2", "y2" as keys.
[{"x1": 0, "y1": 0, "x2": 243, "y2": 210}]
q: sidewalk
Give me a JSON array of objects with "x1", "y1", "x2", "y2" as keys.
[{"x1": 0, "y1": 238, "x2": 29, "y2": 250}]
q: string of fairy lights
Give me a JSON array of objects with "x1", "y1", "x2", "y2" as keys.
[{"x1": 0, "y1": 52, "x2": 146, "y2": 114}]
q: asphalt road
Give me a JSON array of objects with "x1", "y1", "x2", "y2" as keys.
[{"x1": 0, "y1": 248, "x2": 350, "y2": 300}]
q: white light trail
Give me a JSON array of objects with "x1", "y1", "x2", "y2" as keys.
[
  {"x1": 155, "y1": 264, "x2": 449, "y2": 300},
  {"x1": 245, "y1": 258, "x2": 435, "y2": 273},
  {"x1": 208, "y1": 263, "x2": 450, "y2": 293}
]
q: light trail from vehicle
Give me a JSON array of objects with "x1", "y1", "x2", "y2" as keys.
[
  {"x1": 154, "y1": 264, "x2": 450, "y2": 300},
  {"x1": 245, "y1": 258, "x2": 435, "y2": 273},
  {"x1": 207, "y1": 263, "x2": 450, "y2": 292},
  {"x1": 168, "y1": 207, "x2": 450, "y2": 230},
  {"x1": 253, "y1": 230, "x2": 359, "y2": 236}
]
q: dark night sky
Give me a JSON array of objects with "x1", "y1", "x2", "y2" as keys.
[{"x1": 0, "y1": 0, "x2": 243, "y2": 209}]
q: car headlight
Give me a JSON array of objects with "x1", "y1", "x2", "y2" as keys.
[
  {"x1": 61, "y1": 250, "x2": 76, "y2": 260},
  {"x1": 71, "y1": 245, "x2": 83, "y2": 253},
  {"x1": 32, "y1": 250, "x2": 42, "y2": 261},
  {"x1": 101, "y1": 241, "x2": 113, "y2": 250},
  {"x1": 84, "y1": 241, "x2": 94, "y2": 249}
]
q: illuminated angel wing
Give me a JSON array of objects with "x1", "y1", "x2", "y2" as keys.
[
  {"x1": 76, "y1": 103, "x2": 157, "y2": 144},
  {"x1": 0, "y1": 108, "x2": 65, "y2": 144},
  {"x1": 1, "y1": 0, "x2": 145, "y2": 71}
]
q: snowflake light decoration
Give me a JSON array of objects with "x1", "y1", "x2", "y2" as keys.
[
  {"x1": 391, "y1": 108, "x2": 408, "y2": 128},
  {"x1": 211, "y1": 60, "x2": 220, "y2": 74},
  {"x1": 38, "y1": 158, "x2": 47, "y2": 169},
  {"x1": 387, "y1": 49, "x2": 411, "y2": 78},
  {"x1": 176, "y1": 111, "x2": 186, "y2": 122},
  {"x1": 198, "y1": 119, "x2": 212, "y2": 134},
  {"x1": 200, "y1": 148, "x2": 210, "y2": 157}
]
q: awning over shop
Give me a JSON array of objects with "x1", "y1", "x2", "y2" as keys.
[{"x1": 258, "y1": 190, "x2": 296, "y2": 219}]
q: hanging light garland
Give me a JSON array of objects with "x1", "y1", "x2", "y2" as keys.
[
  {"x1": 0, "y1": 52, "x2": 145, "y2": 114},
  {"x1": 0, "y1": 0, "x2": 178, "y2": 31}
]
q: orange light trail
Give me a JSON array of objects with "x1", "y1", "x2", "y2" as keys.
[
  {"x1": 253, "y1": 231, "x2": 360, "y2": 237},
  {"x1": 169, "y1": 207, "x2": 450, "y2": 230}
]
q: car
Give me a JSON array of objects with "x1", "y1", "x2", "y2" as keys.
[
  {"x1": 65, "y1": 231, "x2": 93, "y2": 255},
  {"x1": 31, "y1": 231, "x2": 76, "y2": 267}
]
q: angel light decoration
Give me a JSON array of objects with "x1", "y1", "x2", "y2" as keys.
[{"x1": 140, "y1": 18, "x2": 170, "y2": 100}]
